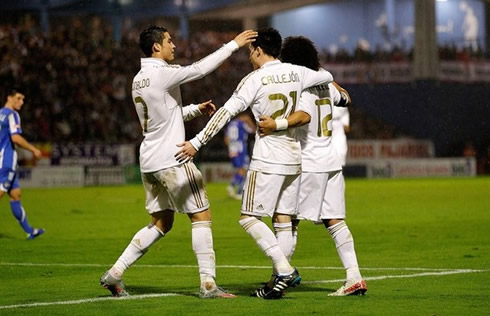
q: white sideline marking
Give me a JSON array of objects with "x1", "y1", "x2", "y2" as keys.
[
  {"x1": 0, "y1": 267, "x2": 487, "y2": 310},
  {"x1": 0, "y1": 293, "x2": 180, "y2": 310},
  {"x1": 303, "y1": 269, "x2": 485, "y2": 284},
  {"x1": 0, "y1": 262, "x2": 475, "y2": 271}
]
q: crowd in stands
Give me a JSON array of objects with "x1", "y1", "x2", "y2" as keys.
[
  {"x1": 0, "y1": 16, "x2": 487, "y2": 170},
  {"x1": 0, "y1": 17, "x2": 409, "y2": 145},
  {"x1": 319, "y1": 41, "x2": 488, "y2": 64}
]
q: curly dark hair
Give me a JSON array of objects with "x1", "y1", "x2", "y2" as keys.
[
  {"x1": 251, "y1": 27, "x2": 282, "y2": 58},
  {"x1": 280, "y1": 36, "x2": 320, "y2": 71},
  {"x1": 139, "y1": 26, "x2": 168, "y2": 57}
]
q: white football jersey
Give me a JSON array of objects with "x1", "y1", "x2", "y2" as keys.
[
  {"x1": 192, "y1": 60, "x2": 333, "y2": 175},
  {"x1": 331, "y1": 106, "x2": 350, "y2": 166},
  {"x1": 296, "y1": 82, "x2": 345, "y2": 172},
  {"x1": 132, "y1": 41, "x2": 239, "y2": 172}
]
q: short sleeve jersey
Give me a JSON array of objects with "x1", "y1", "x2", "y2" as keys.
[
  {"x1": 221, "y1": 60, "x2": 333, "y2": 175},
  {"x1": 296, "y1": 82, "x2": 344, "y2": 172},
  {"x1": 0, "y1": 107, "x2": 21, "y2": 170}
]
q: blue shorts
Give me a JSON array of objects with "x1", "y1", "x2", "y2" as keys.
[
  {"x1": 231, "y1": 154, "x2": 249, "y2": 169},
  {"x1": 0, "y1": 168, "x2": 19, "y2": 193}
]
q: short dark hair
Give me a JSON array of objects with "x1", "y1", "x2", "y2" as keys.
[
  {"x1": 280, "y1": 36, "x2": 320, "y2": 71},
  {"x1": 5, "y1": 88, "x2": 22, "y2": 101},
  {"x1": 139, "y1": 26, "x2": 168, "y2": 57},
  {"x1": 7, "y1": 89, "x2": 21, "y2": 97},
  {"x1": 251, "y1": 27, "x2": 282, "y2": 58}
]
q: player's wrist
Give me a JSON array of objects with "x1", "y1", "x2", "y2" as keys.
[
  {"x1": 189, "y1": 137, "x2": 202, "y2": 151},
  {"x1": 227, "y1": 40, "x2": 240, "y2": 52},
  {"x1": 275, "y1": 118, "x2": 288, "y2": 131}
]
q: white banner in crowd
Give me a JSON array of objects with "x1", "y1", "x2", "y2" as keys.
[
  {"x1": 366, "y1": 158, "x2": 476, "y2": 178},
  {"x1": 324, "y1": 61, "x2": 490, "y2": 83},
  {"x1": 19, "y1": 166, "x2": 85, "y2": 188},
  {"x1": 346, "y1": 139, "x2": 435, "y2": 163},
  {"x1": 439, "y1": 61, "x2": 490, "y2": 83}
]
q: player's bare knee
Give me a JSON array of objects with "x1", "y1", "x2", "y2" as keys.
[
  {"x1": 152, "y1": 210, "x2": 174, "y2": 233},
  {"x1": 189, "y1": 209, "x2": 212, "y2": 222},
  {"x1": 323, "y1": 218, "x2": 343, "y2": 228},
  {"x1": 9, "y1": 188, "x2": 21, "y2": 200},
  {"x1": 272, "y1": 213, "x2": 291, "y2": 223}
]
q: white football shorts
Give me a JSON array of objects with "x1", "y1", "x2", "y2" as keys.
[
  {"x1": 241, "y1": 170, "x2": 300, "y2": 217},
  {"x1": 298, "y1": 170, "x2": 346, "y2": 222},
  {"x1": 142, "y1": 162, "x2": 209, "y2": 214}
]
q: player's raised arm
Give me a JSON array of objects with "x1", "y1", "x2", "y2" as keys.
[{"x1": 166, "y1": 30, "x2": 257, "y2": 87}]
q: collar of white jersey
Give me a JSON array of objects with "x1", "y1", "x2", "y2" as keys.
[
  {"x1": 141, "y1": 57, "x2": 168, "y2": 67},
  {"x1": 260, "y1": 60, "x2": 281, "y2": 68}
]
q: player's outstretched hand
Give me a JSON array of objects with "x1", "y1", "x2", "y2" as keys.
[
  {"x1": 175, "y1": 141, "x2": 197, "y2": 163},
  {"x1": 198, "y1": 100, "x2": 216, "y2": 117},
  {"x1": 258, "y1": 115, "x2": 276, "y2": 137},
  {"x1": 233, "y1": 30, "x2": 258, "y2": 48}
]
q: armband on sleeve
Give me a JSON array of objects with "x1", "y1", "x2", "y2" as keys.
[{"x1": 337, "y1": 91, "x2": 350, "y2": 107}]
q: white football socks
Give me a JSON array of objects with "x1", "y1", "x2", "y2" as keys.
[
  {"x1": 192, "y1": 221, "x2": 216, "y2": 286},
  {"x1": 110, "y1": 224, "x2": 165, "y2": 280},
  {"x1": 240, "y1": 217, "x2": 293, "y2": 275},
  {"x1": 327, "y1": 220, "x2": 362, "y2": 281},
  {"x1": 273, "y1": 222, "x2": 294, "y2": 261}
]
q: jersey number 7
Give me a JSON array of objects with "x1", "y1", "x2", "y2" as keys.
[{"x1": 134, "y1": 96, "x2": 149, "y2": 132}]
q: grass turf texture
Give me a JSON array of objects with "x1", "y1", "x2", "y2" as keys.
[{"x1": 0, "y1": 177, "x2": 489, "y2": 315}]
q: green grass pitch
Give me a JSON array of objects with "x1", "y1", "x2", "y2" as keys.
[{"x1": 0, "y1": 177, "x2": 489, "y2": 315}]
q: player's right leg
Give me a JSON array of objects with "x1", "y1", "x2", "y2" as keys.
[
  {"x1": 100, "y1": 172, "x2": 171, "y2": 297},
  {"x1": 240, "y1": 171, "x2": 301, "y2": 299},
  {"x1": 4, "y1": 174, "x2": 45, "y2": 239},
  {"x1": 322, "y1": 171, "x2": 366, "y2": 296}
]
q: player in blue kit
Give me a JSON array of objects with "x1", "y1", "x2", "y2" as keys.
[
  {"x1": 224, "y1": 112, "x2": 255, "y2": 199},
  {"x1": 0, "y1": 89, "x2": 44, "y2": 240}
]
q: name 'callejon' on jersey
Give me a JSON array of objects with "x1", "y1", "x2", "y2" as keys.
[{"x1": 261, "y1": 71, "x2": 299, "y2": 85}]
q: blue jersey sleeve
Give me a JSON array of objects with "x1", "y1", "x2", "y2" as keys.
[{"x1": 9, "y1": 112, "x2": 22, "y2": 135}]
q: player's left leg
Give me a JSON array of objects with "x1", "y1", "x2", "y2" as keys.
[
  {"x1": 174, "y1": 162, "x2": 235, "y2": 298},
  {"x1": 102, "y1": 211, "x2": 170, "y2": 297},
  {"x1": 189, "y1": 210, "x2": 236, "y2": 298},
  {"x1": 241, "y1": 172, "x2": 301, "y2": 299}
]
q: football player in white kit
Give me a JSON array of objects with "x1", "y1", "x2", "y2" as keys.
[
  {"x1": 175, "y1": 28, "x2": 334, "y2": 299},
  {"x1": 258, "y1": 36, "x2": 367, "y2": 296},
  {"x1": 100, "y1": 26, "x2": 257, "y2": 298}
]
